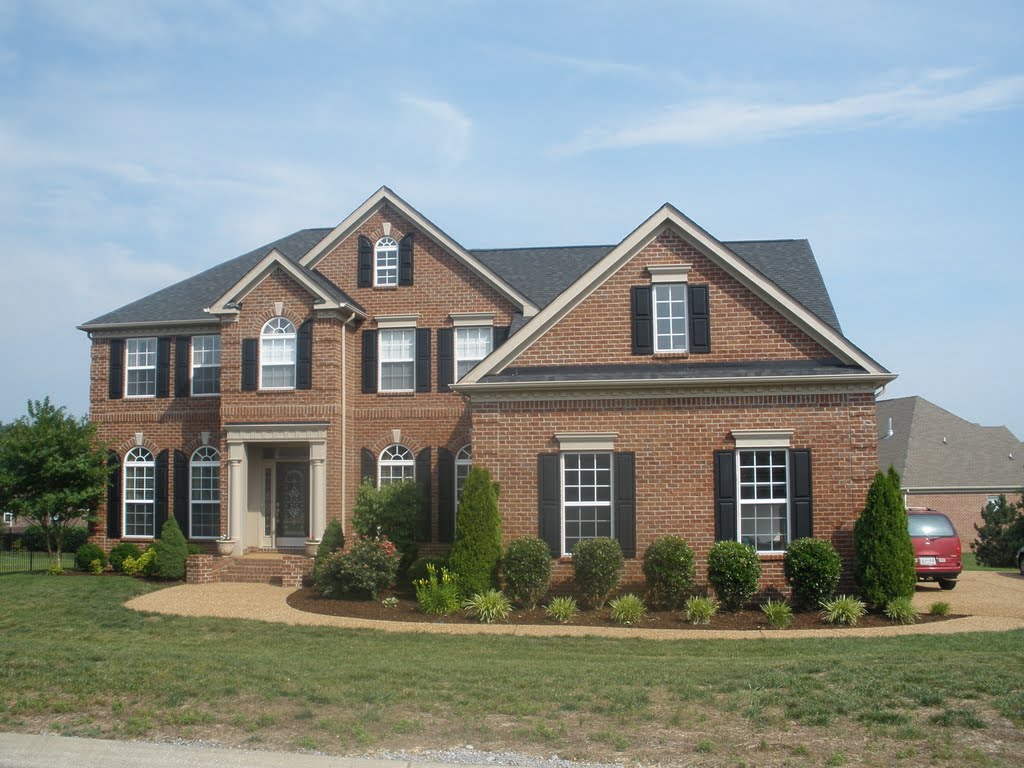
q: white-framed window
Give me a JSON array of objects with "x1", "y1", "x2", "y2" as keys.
[
  {"x1": 125, "y1": 337, "x2": 157, "y2": 397},
  {"x1": 562, "y1": 452, "x2": 613, "y2": 555},
  {"x1": 375, "y1": 236, "x2": 399, "y2": 286},
  {"x1": 653, "y1": 283, "x2": 687, "y2": 353},
  {"x1": 379, "y1": 328, "x2": 415, "y2": 392},
  {"x1": 123, "y1": 447, "x2": 155, "y2": 538},
  {"x1": 455, "y1": 327, "x2": 493, "y2": 381},
  {"x1": 737, "y1": 449, "x2": 790, "y2": 553},
  {"x1": 191, "y1": 335, "x2": 221, "y2": 396},
  {"x1": 2, "y1": 512, "x2": 13, "y2": 525},
  {"x1": 190, "y1": 446, "x2": 220, "y2": 539},
  {"x1": 455, "y1": 444, "x2": 472, "y2": 511},
  {"x1": 260, "y1": 317, "x2": 296, "y2": 389},
  {"x1": 379, "y1": 444, "x2": 415, "y2": 487}
]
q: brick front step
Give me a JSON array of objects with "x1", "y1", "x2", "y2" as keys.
[{"x1": 186, "y1": 554, "x2": 312, "y2": 588}]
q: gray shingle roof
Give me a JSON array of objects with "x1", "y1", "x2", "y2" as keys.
[
  {"x1": 878, "y1": 396, "x2": 1024, "y2": 491},
  {"x1": 470, "y1": 246, "x2": 613, "y2": 308},
  {"x1": 482, "y1": 359, "x2": 866, "y2": 384}
]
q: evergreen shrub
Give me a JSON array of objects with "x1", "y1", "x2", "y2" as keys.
[
  {"x1": 642, "y1": 535, "x2": 695, "y2": 609},
  {"x1": 572, "y1": 537, "x2": 624, "y2": 608},
  {"x1": 448, "y1": 467, "x2": 502, "y2": 596},
  {"x1": 150, "y1": 518, "x2": 188, "y2": 580},
  {"x1": 108, "y1": 542, "x2": 141, "y2": 572},
  {"x1": 501, "y1": 537, "x2": 551, "y2": 607},
  {"x1": 74, "y1": 543, "x2": 107, "y2": 572},
  {"x1": 854, "y1": 469, "x2": 916, "y2": 605},
  {"x1": 783, "y1": 537, "x2": 842, "y2": 609},
  {"x1": 706, "y1": 541, "x2": 761, "y2": 611},
  {"x1": 972, "y1": 493, "x2": 1024, "y2": 568}
]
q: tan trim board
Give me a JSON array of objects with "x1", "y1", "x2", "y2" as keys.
[{"x1": 79, "y1": 319, "x2": 221, "y2": 336}]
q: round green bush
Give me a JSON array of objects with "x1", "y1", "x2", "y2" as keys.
[
  {"x1": 501, "y1": 537, "x2": 552, "y2": 608},
  {"x1": 854, "y1": 469, "x2": 916, "y2": 605},
  {"x1": 448, "y1": 467, "x2": 502, "y2": 597},
  {"x1": 407, "y1": 555, "x2": 447, "y2": 584},
  {"x1": 109, "y1": 542, "x2": 141, "y2": 572},
  {"x1": 572, "y1": 537, "x2": 624, "y2": 608},
  {"x1": 706, "y1": 541, "x2": 762, "y2": 611},
  {"x1": 74, "y1": 543, "x2": 107, "y2": 572},
  {"x1": 783, "y1": 537, "x2": 842, "y2": 609},
  {"x1": 150, "y1": 518, "x2": 189, "y2": 580},
  {"x1": 642, "y1": 535, "x2": 695, "y2": 609}
]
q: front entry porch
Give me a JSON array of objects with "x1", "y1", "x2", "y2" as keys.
[{"x1": 224, "y1": 423, "x2": 329, "y2": 557}]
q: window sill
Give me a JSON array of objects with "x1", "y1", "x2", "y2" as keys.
[
  {"x1": 125, "y1": 395, "x2": 157, "y2": 400},
  {"x1": 653, "y1": 351, "x2": 690, "y2": 359},
  {"x1": 191, "y1": 393, "x2": 221, "y2": 399},
  {"x1": 376, "y1": 391, "x2": 416, "y2": 397},
  {"x1": 756, "y1": 552, "x2": 786, "y2": 561},
  {"x1": 373, "y1": 284, "x2": 399, "y2": 290}
]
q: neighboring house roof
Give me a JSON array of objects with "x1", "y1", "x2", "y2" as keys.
[{"x1": 878, "y1": 396, "x2": 1024, "y2": 492}]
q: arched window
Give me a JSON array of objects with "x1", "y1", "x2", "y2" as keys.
[
  {"x1": 261, "y1": 317, "x2": 296, "y2": 389},
  {"x1": 123, "y1": 447, "x2": 155, "y2": 538},
  {"x1": 375, "y1": 236, "x2": 399, "y2": 286},
  {"x1": 190, "y1": 446, "x2": 220, "y2": 539},
  {"x1": 455, "y1": 444, "x2": 472, "y2": 510},
  {"x1": 379, "y1": 444, "x2": 414, "y2": 486}
]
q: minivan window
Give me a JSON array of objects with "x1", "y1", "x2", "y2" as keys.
[{"x1": 908, "y1": 514, "x2": 956, "y2": 538}]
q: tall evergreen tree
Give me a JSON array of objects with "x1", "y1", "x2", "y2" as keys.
[
  {"x1": 448, "y1": 466, "x2": 502, "y2": 596},
  {"x1": 854, "y1": 469, "x2": 916, "y2": 605}
]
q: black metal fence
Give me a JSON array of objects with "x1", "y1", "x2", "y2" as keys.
[{"x1": 0, "y1": 550, "x2": 77, "y2": 574}]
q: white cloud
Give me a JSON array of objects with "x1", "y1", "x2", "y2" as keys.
[
  {"x1": 398, "y1": 95, "x2": 473, "y2": 168},
  {"x1": 561, "y1": 72, "x2": 1024, "y2": 153}
]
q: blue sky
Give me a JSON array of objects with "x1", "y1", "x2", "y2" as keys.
[{"x1": 1, "y1": 1, "x2": 1022, "y2": 439}]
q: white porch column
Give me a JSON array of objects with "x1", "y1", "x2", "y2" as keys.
[
  {"x1": 227, "y1": 442, "x2": 246, "y2": 557},
  {"x1": 310, "y1": 440, "x2": 327, "y2": 541}
]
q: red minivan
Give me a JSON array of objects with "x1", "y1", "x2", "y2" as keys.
[{"x1": 907, "y1": 508, "x2": 962, "y2": 590}]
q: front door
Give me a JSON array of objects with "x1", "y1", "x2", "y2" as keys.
[{"x1": 275, "y1": 462, "x2": 309, "y2": 547}]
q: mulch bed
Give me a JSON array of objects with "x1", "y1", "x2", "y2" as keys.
[{"x1": 286, "y1": 588, "x2": 963, "y2": 631}]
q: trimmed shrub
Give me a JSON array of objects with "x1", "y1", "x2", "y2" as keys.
[
  {"x1": 572, "y1": 537, "x2": 624, "y2": 608},
  {"x1": 545, "y1": 596, "x2": 579, "y2": 624},
  {"x1": 313, "y1": 519, "x2": 346, "y2": 585},
  {"x1": 463, "y1": 590, "x2": 512, "y2": 624},
  {"x1": 760, "y1": 599, "x2": 793, "y2": 629},
  {"x1": 642, "y1": 535, "x2": 695, "y2": 609},
  {"x1": 407, "y1": 555, "x2": 447, "y2": 584},
  {"x1": 109, "y1": 542, "x2": 141, "y2": 572},
  {"x1": 448, "y1": 467, "x2": 502, "y2": 597},
  {"x1": 854, "y1": 469, "x2": 916, "y2": 605},
  {"x1": 149, "y1": 518, "x2": 189, "y2": 580},
  {"x1": 683, "y1": 595, "x2": 718, "y2": 625},
  {"x1": 783, "y1": 537, "x2": 842, "y2": 609},
  {"x1": 706, "y1": 541, "x2": 761, "y2": 611},
  {"x1": 414, "y1": 563, "x2": 461, "y2": 616},
  {"x1": 609, "y1": 593, "x2": 647, "y2": 625},
  {"x1": 75, "y1": 543, "x2": 107, "y2": 572},
  {"x1": 186, "y1": 543, "x2": 204, "y2": 556},
  {"x1": 315, "y1": 536, "x2": 400, "y2": 600},
  {"x1": 351, "y1": 480, "x2": 421, "y2": 569},
  {"x1": 22, "y1": 525, "x2": 89, "y2": 553},
  {"x1": 819, "y1": 595, "x2": 866, "y2": 626},
  {"x1": 972, "y1": 492, "x2": 1024, "y2": 568},
  {"x1": 501, "y1": 537, "x2": 551, "y2": 608}
]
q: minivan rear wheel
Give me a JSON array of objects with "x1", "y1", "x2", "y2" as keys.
[{"x1": 938, "y1": 579, "x2": 957, "y2": 591}]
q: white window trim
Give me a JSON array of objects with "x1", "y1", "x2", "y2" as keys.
[
  {"x1": 375, "y1": 314, "x2": 419, "y2": 329},
  {"x1": 122, "y1": 447, "x2": 156, "y2": 540},
  {"x1": 378, "y1": 444, "x2": 415, "y2": 487},
  {"x1": 735, "y1": 448, "x2": 791, "y2": 554},
  {"x1": 647, "y1": 264, "x2": 692, "y2": 283},
  {"x1": 190, "y1": 335, "x2": 221, "y2": 398},
  {"x1": 378, "y1": 328, "x2": 416, "y2": 393},
  {"x1": 454, "y1": 326, "x2": 493, "y2": 383},
  {"x1": 560, "y1": 451, "x2": 614, "y2": 557},
  {"x1": 652, "y1": 283, "x2": 688, "y2": 354},
  {"x1": 2, "y1": 512, "x2": 13, "y2": 525},
  {"x1": 450, "y1": 312, "x2": 495, "y2": 327},
  {"x1": 189, "y1": 447, "x2": 221, "y2": 540},
  {"x1": 259, "y1": 317, "x2": 296, "y2": 391},
  {"x1": 374, "y1": 236, "x2": 399, "y2": 287},
  {"x1": 555, "y1": 433, "x2": 618, "y2": 452},
  {"x1": 125, "y1": 337, "x2": 157, "y2": 399},
  {"x1": 731, "y1": 429, "x2": 794, "y2": 449}
]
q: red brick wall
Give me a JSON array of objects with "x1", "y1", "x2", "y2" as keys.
[{"x1": 515, "y1": 229, "x2": 830, "y2": 368}]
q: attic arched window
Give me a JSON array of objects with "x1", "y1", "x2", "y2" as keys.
[
  {"x1": 123, "y1": 447, "x2": 155, "y2": 538},
  {"x1": 379, "y1": 444, "x2": 414, "y2": 487},
  {"x1": 375, "y1": 237, "x2": 399, "y2": 286},
  {"x1": 261, "y1": 317, "x2": 296, "y2": 389}
]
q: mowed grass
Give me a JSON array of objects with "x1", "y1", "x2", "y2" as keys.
[
  {"x1": 1, "y1": 575, "x2": 1023, "y2": 765},
  {"x1": 962, "y1": 552, "x2": 1017, "y2": 572}
]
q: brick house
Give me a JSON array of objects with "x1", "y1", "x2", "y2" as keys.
[
  {"x1": 878, "y1": 396, "x2": 1024, "y2": 547},
  {"x1": 79, "y1": 186, "x2": 894, "y2": 589}
]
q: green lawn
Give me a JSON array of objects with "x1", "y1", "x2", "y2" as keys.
[
  {"x1": 962, "y1": 552, "x2": 1017, "y2": 572},
  {"x1": 0, "y1": 550, "x2": 76, "y2": 574},
  {"x1": 1, "y1": 575, "x2": 1022, "y2": 766}
]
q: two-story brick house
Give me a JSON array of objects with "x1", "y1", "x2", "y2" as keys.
[{"x1": 79, "y1": 186, "x2": 894, "y2": 588}]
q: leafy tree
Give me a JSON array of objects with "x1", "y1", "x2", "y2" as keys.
[
  {"x1": 972, "y1": 492, "x2": 1024, "y2": 568},
  {"x1": 0, "y1": 399, "x2": 108, "y2": 570},
  {"x1": 351, "y1": 480, "x2": 421, "y2": 567},
  {"x1": 448, "y1": 466, "x2": 502, "y2": 596},
  {"x1": 854, "y1": 469, "x2": 916, "y2": 605}
]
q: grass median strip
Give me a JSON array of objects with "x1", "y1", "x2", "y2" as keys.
[{"x1": 1, "y1": 575, "x2": 1022, "y2": 766}]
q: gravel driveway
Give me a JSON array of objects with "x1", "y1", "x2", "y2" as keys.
[{"x1": 125, "y1": 570, "x2": 1024, "y2": 640}]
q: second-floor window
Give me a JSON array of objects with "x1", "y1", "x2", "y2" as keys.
[
  {"x1": 261, "y1": 317, "x2": 296, "y2": 389},
  {"x1": 379, "y1": 328, "x2": 415, "y2": 392},
  {"x1": 125, "y1": 337, "x2": 157, "y2": 397},
  {"x1": 455, "y1": 327, "x2": 493, "y2": 381},
  {"x1": 653, "y1": 283, "x2": 687, "y2": 353},
  {"x1": 375, "y1": 236, "x2": 399, "y2": 286},
  {"x1": 191, "y1": 335, "x2": 221, "y2": 396}
]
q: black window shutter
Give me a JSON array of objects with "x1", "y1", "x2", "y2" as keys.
[
  {"x1": 156, "y1": 337, "x2": 172, "y2": 398},
  {"x1": 174, "y1": 337, "x2": 191, "y2": 397},
  {"x1": 173, "y1": 450, "x2": 189, "y2": 537},
  {"x1": 714, "y1": 450, "x2": 737, "y2": 542},
  {"x1": 108, "y1": 339, "x2": 125, "y2": 399},
  {"x1": 688, "y1": 284, "x2": 711, "y2": 354},
  {"x1": 360, "y1": 448, "x2": 376, "y2": 485},
  {"x1": 361, "y1": 330, "x2": 378, "y2": 394},
  {"x1": 613, "y1": 452, "x2": 637, "y2": 558},
  {"x1": 415, "y1": 328, "x2": 431, "y2": 393},
  {"x1": 241, "y1": 339, "x2": 259, "y2": 391},
  {"x1": 106, "y1": 451, "x2": 121, "y2": 539},
  {"x1": 296, "y1": 320, "x2": 313, "y2": 390},
  {"x1": 630, "y1": 286, "x2": 653, "y2": 355},
  {"x1": 790, "y1": 449, "x2": 813, "y2": 540},
  {"x1": 398, "y1": 233, "x2": 414, "y2": 286},
  {"x1": 416, "y1": 448, "x2": 432, "y2": 542},
  {"x1": 538, "y1": 454, "x2": 561, "y2": 557},
  {"x1": 436, "y1": 328, "x2": 454, "y2": 392},
  {"x1": 155, "y1": 449, "x2": 169, "y2": 536},
  {"x1": 493, "y1": 325, "x2": 510, "y2": 347},
  {"x1": 437, "y1": 447, "x2": 455, "y2": 543},
  {"x1": 357, "y1": 235, "x2": 372, "y2": 287}
]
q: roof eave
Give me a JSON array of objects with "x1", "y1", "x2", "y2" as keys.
[{"x1": 77, "y1": 318, "x2": 218, "y2": 334}]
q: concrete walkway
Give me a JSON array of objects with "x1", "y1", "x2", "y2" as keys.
[
  {"x1": 124, "y1": 569, "x2": 1024, "y2": 640},
  {"x1": 0, "y1": 733, "x2": 443, "y2": 768}
]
